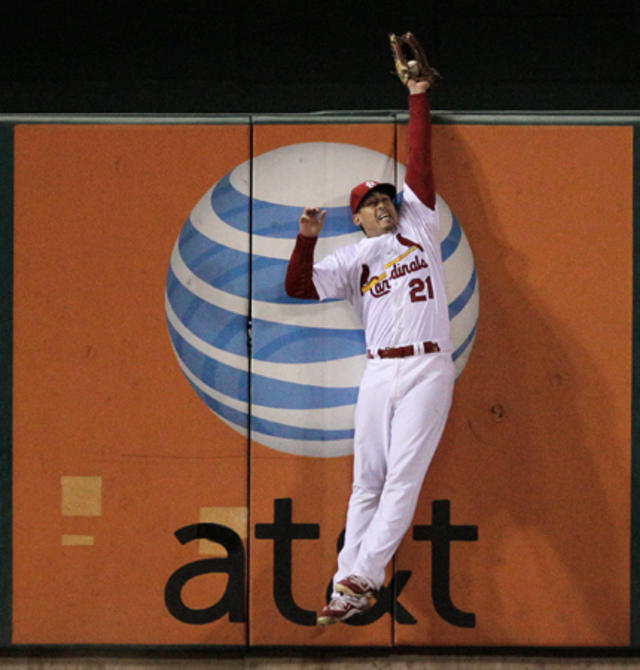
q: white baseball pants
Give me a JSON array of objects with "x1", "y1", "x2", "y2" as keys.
[{"x1": 333, "y1": 351, "x2": 455, "y2": 592}]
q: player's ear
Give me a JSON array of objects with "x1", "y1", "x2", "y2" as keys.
[{"x1": 352, "y1": 213, "x2": 362, "y2": 228}]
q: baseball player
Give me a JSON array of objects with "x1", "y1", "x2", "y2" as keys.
[{"x1": 285, "y1": 44, "x2": 454, "y2": 625}]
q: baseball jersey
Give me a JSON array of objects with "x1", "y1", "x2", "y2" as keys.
[{"x1": 311, "y1": 185, "x2": 452, "y2": 353}]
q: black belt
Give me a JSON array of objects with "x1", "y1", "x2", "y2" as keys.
[{"x1": 367, "y1": 341, "x2": 440, "y2": 359}]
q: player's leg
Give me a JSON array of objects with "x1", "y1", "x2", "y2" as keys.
[
  {"x1": 332, "y1": 359, "x2": 392, "y2": 593},
  {"x1": 350, "y1": 353, "x2": 455, "y2": 588}
]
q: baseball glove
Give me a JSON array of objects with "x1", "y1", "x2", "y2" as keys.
[{"x1": 389, "y1": 32, "x2": 440, "y2": 87}]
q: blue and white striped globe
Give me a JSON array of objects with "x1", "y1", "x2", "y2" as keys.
[{"x1": 166, "y1": 142, "x2": 478, "y2": 458}]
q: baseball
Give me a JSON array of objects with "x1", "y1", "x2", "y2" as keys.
[{"x1": 408, "y1": 60, "x2": 420, "y2": 75}]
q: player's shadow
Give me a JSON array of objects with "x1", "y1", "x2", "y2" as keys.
[{"x1": 426, "y1": 124, "x2": 627, "y2": 645}]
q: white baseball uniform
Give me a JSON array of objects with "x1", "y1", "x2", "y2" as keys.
[{"x1": 286, "y1": 93, "x2": 454, "y2": 593}]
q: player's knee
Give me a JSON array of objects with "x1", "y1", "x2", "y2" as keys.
[{"x1": 382, "y1": 478, "x2": 423, "y2": 508}]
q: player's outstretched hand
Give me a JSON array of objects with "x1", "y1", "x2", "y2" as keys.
[{"x1": 299, "y1": 207, "x2": 327, "y2": 238}]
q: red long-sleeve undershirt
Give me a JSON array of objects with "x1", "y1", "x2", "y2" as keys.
[
  {"x1": 284, "y1": 232, "x2": 319, "y2": 299},
  {"x1": 285, "y1": 92, "x2": 433, "y2": 300},
  {"x1": 406, "y1": 92, "x2": 435, "y2": 210}
]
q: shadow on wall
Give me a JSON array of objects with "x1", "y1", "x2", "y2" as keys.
[{"x1": 426, "y1": 122, "x2": 628, "y2": 645}]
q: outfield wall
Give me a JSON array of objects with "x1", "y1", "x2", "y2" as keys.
[{"x1": 1, "y1": 111, "x2": 638, "y2": 653}]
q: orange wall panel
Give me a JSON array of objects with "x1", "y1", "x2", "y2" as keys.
[{"x1": 9, "y1": 118, "x2": 635, "y2": 648}]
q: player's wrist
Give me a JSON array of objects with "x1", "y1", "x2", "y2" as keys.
[
  {"x1": 408, "y1": 82, "x2": 429, "y2": 95},
  {"x1": 298, "y1": 231, "x2": 319, "y2": 241}
]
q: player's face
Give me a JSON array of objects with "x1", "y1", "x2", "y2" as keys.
[{"x1": 353, "y1": 191, "x2": 399, "y2": 237}]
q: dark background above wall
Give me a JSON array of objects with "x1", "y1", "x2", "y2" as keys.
[{"x1": 1, "y1": 0, "x2": 638, "y2": 114}]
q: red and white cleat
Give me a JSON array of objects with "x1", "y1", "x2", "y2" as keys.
[
  {"x1": 316, "y1": 595, "x2": 372, "y2": 625},
  {"x1": 335, "y1": 574, "x2": 379, "y2": 600}
]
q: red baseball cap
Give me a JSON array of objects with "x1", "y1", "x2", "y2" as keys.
[{"x1": 349, "y1": 180, "x2": 397, "y2": 214}]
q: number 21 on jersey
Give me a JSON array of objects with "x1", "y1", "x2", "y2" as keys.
[{"x1": 409, "y1": 275, "x2": 434, "y2": 303}]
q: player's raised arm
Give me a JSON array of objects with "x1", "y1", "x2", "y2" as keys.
[
  {"x1": 405, "y1": 82, "x2": 435, "y2": 210},
  {"x1": 389, "y1": 32, "x2": 438, "y2": 211}
]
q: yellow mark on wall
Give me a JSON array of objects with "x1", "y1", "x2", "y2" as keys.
[
  {"x1": 62, "y1": 535, "x2": 95, "y2": 546},
  {"x1": 61, "y1": 476, "x2": 102, "y2": 516},
  {"x1": 199, "y1": 506, "x2": 248, "y2": 556},
  {"x1": 61, "y1": 476, "x2": 102, "y2": 548}
]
